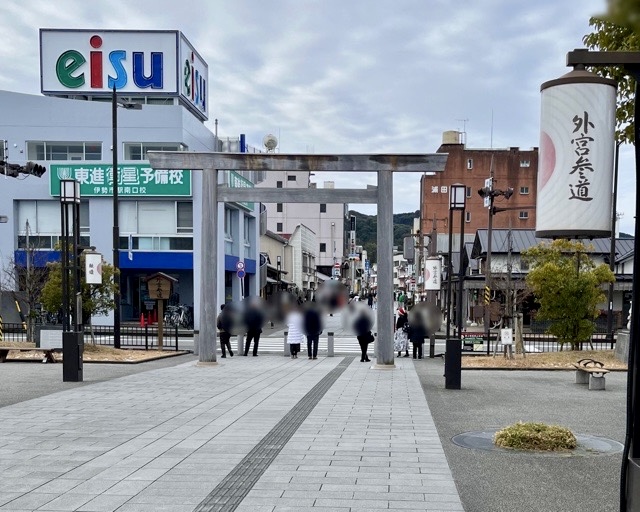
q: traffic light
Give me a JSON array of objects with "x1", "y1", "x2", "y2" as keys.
[
  {"x1": 24, "y1": 161, "x2": 46, "y2": 177},
  {"x1": 0, "y1": 162, "x2": 20, "y2": 178}
]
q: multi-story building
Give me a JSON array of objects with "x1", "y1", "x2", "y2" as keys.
[
  {"x1": 421, "y1": 131, "x2": 539, "y2": 248},
  {"x1": 0, "y1": 30, "x2": 262, "y2": 330},
  {"x1": 258, "y1": 172, "x2": 348, "y2": 278}
]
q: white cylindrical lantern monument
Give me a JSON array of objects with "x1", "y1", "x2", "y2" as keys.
[
  {"x1": 537, "y1": 69, "x2": 617, "y2": 238},
  {"x1": 424, "y1": 257, "x2": 442, "y2": 291}
]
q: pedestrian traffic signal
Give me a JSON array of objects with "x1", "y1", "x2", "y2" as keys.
[{"x1": 24, "y1": 161, "x2": 46, "y2": 177}]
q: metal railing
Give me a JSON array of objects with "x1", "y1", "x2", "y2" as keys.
[{"x1": 0, "y1": 323, "x2": 181, "y2": 351}]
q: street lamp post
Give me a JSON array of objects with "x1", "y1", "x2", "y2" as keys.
[
  {"x1": 60, "y1": 179, "x2": 82, "y2": 382},
  {"x1": 444, "y1": 183, "x2": 466, "y2": 390},
  {"x1": 451, "y1": 184, "x2": 466, "y2": 339},
  {"x1": 112, "y1": 87, "x2": 141, "y2": 349},
  {"x1": 543, "y1": 49, "x2": 640, "y2": 510}
]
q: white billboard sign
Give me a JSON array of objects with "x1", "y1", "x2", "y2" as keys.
[
  {"x1": 179, "y1": 34, "x2": 208, "y2": 119},
  {"x1": 423, "y1": 257, "x2": 441, "y2": 291},
  {"x1": 40, "y1": 29, "x2": 208, "y2": 120},
  {"x1": 537, "y1": 71, "x2": 616, "y2": 238},
  {"x1": 85, "y1": 252, "x2": 103, "y2": 285}
]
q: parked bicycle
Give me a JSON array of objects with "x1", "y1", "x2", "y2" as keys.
[{"x1": 163, "y1": 304, "x2": 194, "y2": 329}]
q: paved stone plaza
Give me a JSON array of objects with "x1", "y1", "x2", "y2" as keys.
[{"x1": 0, "y1": 356, "x2": 463, "y2": 511}]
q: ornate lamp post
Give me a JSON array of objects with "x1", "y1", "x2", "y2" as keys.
[{"x1": 60, "y1": 179, "x2": 82, "y2": 382}]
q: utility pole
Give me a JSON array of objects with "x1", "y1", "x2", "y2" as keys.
[{"x1": 478, "y1": 157, "x2": 514, "y2": 355}]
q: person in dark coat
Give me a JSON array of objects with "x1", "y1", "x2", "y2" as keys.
[
  {"x1": 303, "y1": 305, "x2": 323, "y2": 360},
  {"x1": 243, "y1": 301, "x2": 264, "y2": 357},
  {"x1": 216, "y1": 305, "x2": 233, "y2": 358},
  {"x1": 408, "y1": 310, "x2": 428, "y2": 359},
  {"x1": 353, "y1": 311, "x2": 373, "y2": 362}
]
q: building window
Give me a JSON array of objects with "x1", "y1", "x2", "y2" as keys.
[
  {"x1": 276, "y1": 203, "x2": 283, "y2": 213},
  {"x1": 17, "y1": 200, "x2": 90, "y2": 249},
  {"x1": 27, "y1": 141, "x2": 102, "y2": 161},
  {"x1": 465, "y1": 211, "x2": 471, "y2": 223},
  {"x1": 123, "y1": 143, "x2": 186, "y2": 161},
  {"x1": 244, "y1": 216, "x2": 251, "y2": 245},
  {"x1": 466, "y1": 186, "x2": 472, "y2": 198},
  {"x1": 320, "y1": 204, "x2": 327, "y2": 213},
  {"x1": 176, "y1": 201, "x2": 193, "y2": 233},
  {"x1": 225, "y1": 208, "x2": 233, "y2": 239},
  {"x1": 520, "y1": 160, "x2": 531, "y2": 167},
  {"x1": 116, "y1": 200, "x2": 194, "y2": 251},
  {"x1": 520, "y1": 186, "x2": 529, "y2": 195},
  {"x1": 320, "y1": 243, "x2": 326, "y2": 253},
  {"x1": 519, "y1": 211, "x2": 529, "y2": 219},
  {"x1": 276, "y1": 181, "x2": 283, "y2": 188},
  {"x1": 287, "y1": 175, "x2": 296, "y2": 181},
  {"x1": 276, "y1": 222, "x2": 283, "y2": 232},
  {"x1": 467, "y1": 158, "x2": 473, "y2": 170}
]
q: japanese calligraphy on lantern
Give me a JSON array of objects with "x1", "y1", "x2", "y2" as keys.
[
  {"x1": 423, "y1": 258, "x2": 442, "y2": 291},
  {"x1": 569, "y1": 111, "x2": 595, "y2": 202},
  {"x1": 536, "y1": 71, "x2": 616, "y2": 239}
]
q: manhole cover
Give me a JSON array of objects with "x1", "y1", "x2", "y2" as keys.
[{"x1": 451, "y1": 430, "x2": 623, "y2": 457}]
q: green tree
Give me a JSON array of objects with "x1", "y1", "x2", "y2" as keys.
[
  {"x1": 522, "y1": 240, "x2": 614, "y2": 350},
  {"x1": 41, "y1": 253, "x2": 118, "y2": 343},
  {"x1": 583, "y1": 1, "x2": 640, "y2": 143}
]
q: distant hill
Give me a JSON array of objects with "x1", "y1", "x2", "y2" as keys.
[{"x1": 350, "y1": 210, "x2": 419, "y2": 263}]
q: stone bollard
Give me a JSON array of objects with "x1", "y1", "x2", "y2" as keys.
[
  {"x1": 327, "y1": 332, "x2": 334, "y2": 357},
  {"x1": 237, "y1": 334, "x2": 244, "y2": 355},
  {"x1": 284, "y1": 331, "x2": 290, "y2": 356}
]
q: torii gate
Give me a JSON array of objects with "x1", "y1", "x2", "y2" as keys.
[{"x1": 147, "y1": 152, "x2": 447, "y2": 366}]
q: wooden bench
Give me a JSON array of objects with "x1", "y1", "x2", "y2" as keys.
[
  {"x1": 0, "y1": 347, "x2": 59, "y2": 364},
  {"x1": 572, "y1": 358, "x2": 609, "y2": 390}
]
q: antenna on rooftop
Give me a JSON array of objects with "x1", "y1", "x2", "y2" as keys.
[
  {"x1": 263, "y1": 134, "x2": 278, "y2": 153},
  {"x1": 456, "y1": 118, "x2": 468, "y2": 145}
]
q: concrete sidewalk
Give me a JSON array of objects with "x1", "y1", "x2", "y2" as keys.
[{"x1": 0, "y1": 356, "x2": 463, "y2": 512}]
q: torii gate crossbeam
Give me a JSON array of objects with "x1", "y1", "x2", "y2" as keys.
[{"x1": 147, "y1": 152, "x2": 447, "y2": 366}]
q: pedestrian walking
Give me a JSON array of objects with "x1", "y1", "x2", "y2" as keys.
[
  {"x1": 303, "y1": 304, "x2": 323, "y2": 360},
  {"x1": 353, "y1": 309, "x2": 373, "y2": 363},
  {"x1": 367, "y1": 292, "x2": 374, "y2": 308},
  {"x1": 394, "y1": 308, "x2": 410, "y2": 358},
  {"x1": 216, "y1": 305, "x2": 234, "y2": 358},
  {"x1": 286, "y1": 305, "x2": 304, "y2": 359},
  {"x1": 408, "y1": 309, "x2": 427, "y2": 359},
  {"x1": 243, "y1": 299, "x2": 265, "y2": 357}
]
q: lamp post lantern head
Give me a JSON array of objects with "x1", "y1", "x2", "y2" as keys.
[
  {"x1": 60, "y1": 179, "x2": 80, "y2": 204},
  {"x1": 450, "y1": 183, "x2": 466, "y2": 210}
]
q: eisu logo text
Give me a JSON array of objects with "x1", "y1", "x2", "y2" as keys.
[
  {"x1": 55, "y1": 35, "x2": 163, "y2": 90},
  {"x1": 183, "y1": 50, "x2": 206, "y2": 113}
]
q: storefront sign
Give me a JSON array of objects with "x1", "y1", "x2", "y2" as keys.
[
  {"x1": 50, "y1": 164, "x2": 192, "y2": 197},
  {"x1": 40, "y1": 29, "x2": 208, "y2": 120},
  {"x1": 228, "y1": 170, "x2": 254, "y2": 210}
]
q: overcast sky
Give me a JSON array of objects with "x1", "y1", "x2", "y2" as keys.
[{"x1": 0, "y1": 0, "x2": 634, "y2": 233}]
